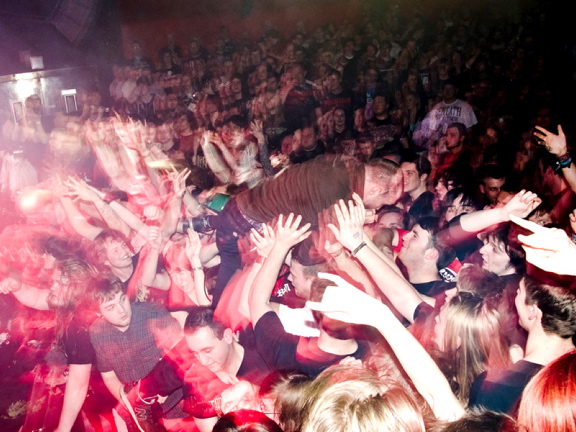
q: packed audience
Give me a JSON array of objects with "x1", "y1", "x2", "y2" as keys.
[{"x1": 1, "y1": 3, "x2": 576, "y2": 432}]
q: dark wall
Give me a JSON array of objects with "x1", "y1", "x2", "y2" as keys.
[{"x1": 0, "y1": 0, "x2": 123, "y2": 83}]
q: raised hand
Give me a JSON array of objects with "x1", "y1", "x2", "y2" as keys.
[
  {"x1": 306, "y1": 272, "x2": 383, "y2": 327},
  {"x1": 274, "y1": 213, "x2": 311, "y2": 250},
  {"x1": 167, "y1": 166, "x2": 191, "y2": 198},
  {"x1": 501, "y1": 190, "x2": 541, "y2": 220},
  {"x1": 249, "y1": 224, "x2": 275, "y2": 258},
  {"x1": 327, "y1": 193, "x2": 366, "y2": 252},
  {"x1": 147, "y1": 225, "x2": 163, "y2": 251},
  {"x1": 533, "y1": 125, "x2": 568, "y2": 156},
  {"x1": 249, "y1": 119, "x2": 265, "y2": 143},
  {"x1": 185, "y1": 230, "x2": 203, "y2": 262},
  {"x1": 511, "y1": 215, "x2": 576, "y2": 275},
  {"x1": 63, "y1": 176, "x2": 103, "y2": 202}
]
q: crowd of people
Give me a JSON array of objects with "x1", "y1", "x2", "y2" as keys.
[{"x1": 1, "y1": 3, "x2": 576, "y2": 432}]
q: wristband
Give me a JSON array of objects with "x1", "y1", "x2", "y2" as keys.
[
  {"x1": 192, "y1": 267, "x2": 203, "y2": 272},
  {"x1": 555, "y1": 152, "x2": 572, "y2": 171},
  {"x1": 351, "y1": 241, "x2": 367, "y2": 257}
]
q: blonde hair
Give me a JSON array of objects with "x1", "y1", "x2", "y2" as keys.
[
  {"x1": 301, "y1": 365, "x2": 425, "y2": 432},
  {"x1": 442, "y1": 292, "x2": 510, "y2": 403}
]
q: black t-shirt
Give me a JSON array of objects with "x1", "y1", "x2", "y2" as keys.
[
  {"x1": 63, "y1": 317, "x2": 96, "y2": 365},
  {"x1": 254, "y1": 311, "x2": 366, "y2": 376},
  {"x1": 468, "y1": 359, "x2": 543, "y2": 414},
  {"x1": 412, "y1": 280, "x2": 455, "y2": 297},
  {"x1": 408, "y1": 191, "x2": 435, "y2": 221},
  {"x1": 289, "y1": 141, "x2": 326, "y2": 165}
]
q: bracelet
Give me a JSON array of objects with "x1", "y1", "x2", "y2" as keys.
[
  {"x1": 192, "y1": 267, "x2": 203, "y2": 272},
  {"x1": 559, "y1": 152, "x2": 572, "y2": 167},
  {"x1": 330, "y1": 249, "x2": 344, "y2": 258},
  {"x1": 351, "y1": 241, "x2": 367, "y2": 257},
  {"x1": 555, "y1": 153, "x2": 572, "y2": 171}
]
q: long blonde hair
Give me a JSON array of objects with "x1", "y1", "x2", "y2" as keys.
[{"x1": 442, "y1": 292, "x2": 511, "y2": 403}]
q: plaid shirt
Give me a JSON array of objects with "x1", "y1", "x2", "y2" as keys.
[{"x1": 89, "y1": 302, "x2": 181, "y2": 384}]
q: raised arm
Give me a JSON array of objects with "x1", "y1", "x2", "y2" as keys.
[
  {"x1": 0, "y1": 277, "x2": 49, "y2": 310},
  {"x1": 64, "y1": 177, "x2": 131, "y2": 237},
  {"x1": 327, "y1": 196, "x2": 429, "y2": 322},
  {"x1": 307, "y1": 275, "x2": 464, "y2": 421},
  {"x1": 248, "y1": 214, "x2": 311, "y2": 325},
  {"x1": 162, "y1": 167, "x2": 191, "y2": 237},
  {"x1": 128, "y1": 226, "x2": 170, "y2": 298},
  {"x1": 457, "y1": 189, "x2": 541, "y2": 233},
  {"x1": 200, "y1": 131, "x2": 232, "y2": 184},
  {"x1": 511, "y1": 214, "x2": 576, "y2": 275},
  {"x1": 534, "y1": 124, "x2": 576, "y2": 194},
  {"x1": 184, "y1": 230, "x2": 211, "y2": 306}
]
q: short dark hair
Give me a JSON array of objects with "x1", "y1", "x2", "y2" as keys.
[
  {"x1": 184, "y1": 306, "x2": 226, "y2": 338},
  {"x1": 418, "y1": 216, "x2": 455, "y2": 268},
  {"x1": 444, "y1": 188, "x2": 481, "y2": 211},
  {"x1": 482, "y1": 223, "x2": 526, "y2": 275},
  {"x1": 524, "y1": 277, "x2": 576, "y2": 338},
  {"x1": 403, "y1": 154, "x2": 432, "y2": 177},
  {"x1": 447, "y1": 122, "x2": 467, "y2": 139},
  {"x1": 90, "y1": 277, "x2": 126, "y2": 306}
]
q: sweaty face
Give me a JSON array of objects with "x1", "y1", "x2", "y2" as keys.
[
  {"x1": 479, "y1": 237, "x2": 513, "y2": 276},
  {"x1": 185, "y1": 326, "x2": 233, "y2": 373},
  {"x1": 398, "y1": 224, "x2": 431, "y2": 265},
  {"x1": 104, "y1": 239, "x2": 133, "y2": 269},
  {"x1": 99, "y1": 290, "x2": 132, "y2": 331}
]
